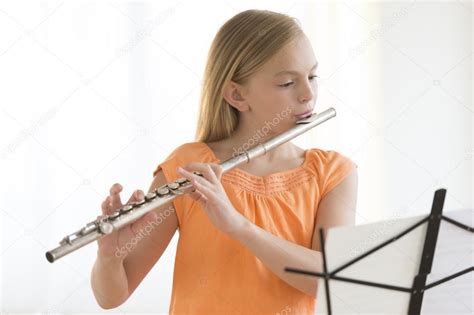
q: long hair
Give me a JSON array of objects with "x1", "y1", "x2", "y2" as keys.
[{"x1": 195, "y1": 9, "x2": 303, "y2": 142}]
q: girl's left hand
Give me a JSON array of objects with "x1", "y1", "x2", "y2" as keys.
[{"x1": 176, "y1": 163, "x2": 247, "y2": 237}]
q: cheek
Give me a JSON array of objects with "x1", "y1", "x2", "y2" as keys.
[
  {"x1": 273, "y1": 89, "x2": 298, "y2": 111},
  {"x1": 250, "y1": 85, "x2": 297, "y2": 118},
  {"x1": 258, "y1": 94, "x2": 292, "y2": 117}
]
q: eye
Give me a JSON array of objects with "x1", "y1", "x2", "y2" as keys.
[
  {"x1": 278, "y1": 81, "x2": 294, "y2": 88},
  {"x1": 278, "y1": 75, "x2": 318, "y2": 88}
]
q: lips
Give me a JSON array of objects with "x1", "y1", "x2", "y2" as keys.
[{"x1": 294, "y1": 110, "x2": 313, "y2": 119}]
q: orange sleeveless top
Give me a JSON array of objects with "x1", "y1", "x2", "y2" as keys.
[{"x1": 153, "y1": 142, "x2": 357, "y2": 315}]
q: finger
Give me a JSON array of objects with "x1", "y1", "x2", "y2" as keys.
[
  {"x1": 191, "y1": 170, "x2": 214, "y2": 190},
  {"x1": 202, "y1": 163, "x2": 223, "y2": 184},
  {"x1": 126, "y1": 189, "x2": 145, "y2": 205},
  {"x1": 181, "y1": 163, "x2": 217, "y2": 184},
  {"x1": 204, "y1": 164, "x2": 221, "y2": 183},
  {"x1": 180, "y1": 167, "x2": 214, "y2": 191},
  {"x1": 191, "y1": 171, "x2": 213, "y2": 189},
  {"x1": 188, "y1": 191, "x2": 203, "y2": 201},
  {"x1": 101, "y1": 196, "x2": 113, "y2": 215},
  {"x1": 188, "y1": 187, "x2": 207, "y2": 203},
  {"x1": 192, "y1": 179, "x2": 212, "y2": 199},
  {"x1": 109, "y1": 183, "x2": 123, "y2": 210},
  {"x1": 208, "y1": 163, "x2": 224, "y2": 181},
  {"x1": 194, "y1": 189, "x2": 208, "y2": 203}
]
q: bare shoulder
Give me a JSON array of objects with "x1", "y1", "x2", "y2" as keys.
[{"x1": 323, "y1": 168, "x2": 358, "y2": 204}]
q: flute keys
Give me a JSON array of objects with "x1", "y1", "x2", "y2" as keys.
[
  {"x1": 130, "y1": 199, "x2": 146, "y2": 207},
  {"x1": 109, "y1": 211, "x2": 121, "y2": 220},
  {"x1": 99, "y1": 222, "x2": 113, "y2": 235},
  {"x1": 80, "y1": 222, "x2": 97, "y2": 235},
  {"x1": 60, "y1": 235, "x2": 72, "y2": 245},
  {"x1": 156, "y1": 187, "x2": 170, "y2": 196},
  {"x1": 145, "y1": 191, "x2": 157, "y2": 201},
  {"x1": 120, "y1": 204, "x2": 133, "y2": 214},
  {"x1": 176, "y1": 178, "x2": 188, "y2": 185},
  {"x1": 60, "y1": 232, "x2": 80, "y2": 245},
  {"x1": 167, "y1": 182, "x2": 180, "y2": 190}
]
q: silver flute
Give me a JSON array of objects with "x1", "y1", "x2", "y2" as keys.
[{"x1": 45, "y1": 107, "x2": 336, "y2": 263}]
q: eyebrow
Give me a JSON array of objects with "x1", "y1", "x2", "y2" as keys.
[{"x1": 273, "y1": 63, "x2": 318, "y2": 77}]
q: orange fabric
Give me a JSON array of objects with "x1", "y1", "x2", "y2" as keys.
[{"x1": 153, "y1": 142, "x2": 357, "y2": 315}]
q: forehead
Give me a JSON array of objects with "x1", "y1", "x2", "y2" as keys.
[{"x1": 262, "y1": 36, "x2": 317, "y2": 73}]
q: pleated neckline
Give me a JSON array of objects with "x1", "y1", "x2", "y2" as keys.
[{"x1": 200, "y1": 142, "x2": 313, "y2": 195}]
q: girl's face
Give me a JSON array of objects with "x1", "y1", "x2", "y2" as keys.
[{"x1": 242, "y1": 35, "x2": 318, "y2": 134}]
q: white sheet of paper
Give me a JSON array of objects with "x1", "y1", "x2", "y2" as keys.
[{"x1": 315, "y1": 208, "x2": 473, "y2": 314}]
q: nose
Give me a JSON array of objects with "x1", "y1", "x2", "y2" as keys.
[{"x1": 298, "y1": 79, "x2": 315, "y2": 104}]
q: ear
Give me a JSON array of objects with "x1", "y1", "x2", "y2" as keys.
[{"x1": 222, "y1": 80, "x2": 250, "y2": 112}]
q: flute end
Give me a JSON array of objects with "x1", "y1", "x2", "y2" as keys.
[{"x1": 46, "y1": 251, "x2": 55, "y2": 263}]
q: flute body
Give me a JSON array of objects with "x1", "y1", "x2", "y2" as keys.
[{"x1": 45, "y1": 108, "x2": 336, "y2": 263}]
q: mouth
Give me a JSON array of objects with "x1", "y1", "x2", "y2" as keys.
[{"x1": 294, "y1": 110, "x2": 313, "y2": 119}]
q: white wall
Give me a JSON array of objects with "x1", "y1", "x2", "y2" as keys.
[{"x1": 0, "y1": 0, "x2": 471, "y2": 313}]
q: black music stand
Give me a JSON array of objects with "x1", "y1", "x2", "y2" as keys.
[{"x1": 285, "y1": 189, "x2": 473, "y2": 314}]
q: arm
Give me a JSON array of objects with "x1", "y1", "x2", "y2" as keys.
[
  {"x1": 91, "y1": 170, "x2": 179, "y2": 309},
  {"x1": 233, "y1": 168, "x2": 358, "y2": 296},
  {"x1": 123, "y1": 171, "x2": 179, "y2": 297},
  {"x1": 91, "y1": 254, "x2": 128, "y2": 309}
]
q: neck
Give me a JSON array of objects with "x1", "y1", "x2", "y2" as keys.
[{"x1": 209, "y1": 114, "x2": 299, "y2": 163}]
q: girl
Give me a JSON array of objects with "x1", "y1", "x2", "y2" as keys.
[{"x1": 91, "y1": 9, "x2": 358, "y2": 315}]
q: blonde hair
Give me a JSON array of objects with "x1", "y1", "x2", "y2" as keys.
[{"x1": 195, "y1": 9, "x2": 304, "y2": 142}]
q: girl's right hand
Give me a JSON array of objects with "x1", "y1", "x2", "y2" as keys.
[{"x1": 96, "y1": 183, "x2": 158, "y2": 261}]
